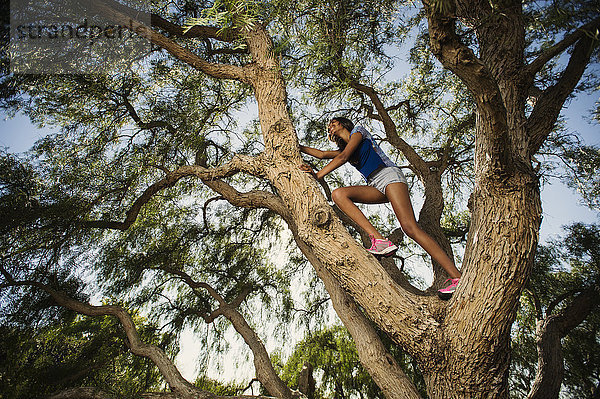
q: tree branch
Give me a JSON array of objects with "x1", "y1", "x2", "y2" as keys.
[
  {"x1": 5, "y1": 280, "x2": 212, "y2": 399},
  {"x1": 524, "y1": 17, "x2": 600, "y2": 79},
  {"x1": 424, "y1": 5, "x2": 511, "y2": 171},
  {"x1": 527, "y1": 31, "x2": 599, "y2": 154},
  {"x1": 201, "y1": 179, "x2": 290, "y2": 220},
  {"x1": 349, "y1": 80, "x2": 430, "y2": 178},
  {"x1": 48, "y1": 387, "x2": 114, "y2": 399},
  {"x1": 100, "y1": 0, "x2": 237, "y2": 42},
  {"x1": 93, "y1": 0, "x2": 252, "y2": 83},
  {"x1": 424, "y1": 8, "x2": 502, "y2": 103},
  {"x1": 49, "y1": 388, "x2": 281, "y2": 399},
  {"x1": 554, "y1": 286, "x2": 600, "y2": 337},
  {"x1": 157, "y1": 266, "x2": 295, "y2": 399},
  {"x1": 282, "y1": 217, "x2": 423, "y2": 399},
  {"x1": 150, "y1": 14, "x2": 238, "y2": 42},
  {"x1": 122, "y1": 94, "x2": 177, "y2": 134},
  {"x1": 85, "y1": 155, "x2": 266, "y2": 230}
]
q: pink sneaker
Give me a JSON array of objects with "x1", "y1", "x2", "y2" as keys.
[
  {"x1": 438, "y1": 278, "x2": 460, "y2": 300},
  {"x1": 367, "y1": 235, "x2": 397, "y2": 256}
]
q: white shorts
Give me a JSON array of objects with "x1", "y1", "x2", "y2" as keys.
[{"x1": 367, "y1": 166, "x2": 407, "y2": 194}]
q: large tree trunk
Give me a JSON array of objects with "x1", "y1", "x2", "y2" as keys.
[{"x1": 428, "y1": 172, "x2": 541, "y2": 397}]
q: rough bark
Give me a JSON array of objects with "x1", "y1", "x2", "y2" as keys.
[
  {"x1": 432, "y1": 173, "x2": 541, "y2": 397},
  {"x1": 289, "y1": 222, "x2": 424, "y2": 399},
  {"x1": 418, "y1": 0, "x2": 599, "y2": 396}
]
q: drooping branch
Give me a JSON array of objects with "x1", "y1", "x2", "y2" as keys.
[
  {"x1": 85, "y1": 154, "x2": 267, "y2": 230},
  {"x1": 122, "y1": 94, "x2": 177, "y2": 134},
  {"x1": 96, "y1": 0, "x2": 238, "y2": 42},
  {"x1": 2, "y1": 279, "x2": 213, "y2": 399},
  {"x1": 157, "y1": 266, "x2": 295, "y2": 399},
  {"x1": 527, "y1": 31, "x2": 599, "y2": 154}
]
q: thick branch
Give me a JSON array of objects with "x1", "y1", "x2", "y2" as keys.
[
  {"x1": 524, "y1": 18, "x2": 600, "y2": 79},
  {"x1": 218, "y1": 300, "x2": 295, "y2": 398},
  {"x1": 527, "y1": 32, "x2": 599, "y2": 154},
  {"x1": 424, "y1": 8, "x2": 500, "y2": 103},
  {"x1": 424, "y1": 6, "x2": 511, "y2": 170},
  {"x1": 85, "y1": 155, "x2": 265, "y2": 230},
  {"x1": 93, "y1": 0, "x2": 251, "y2": 83},
  {"x1": 282, "y1": 217, "x2": 423, "y2": 399},
  {"x1": 201, "y1": 179, "x2": 290, "y2": 220}
]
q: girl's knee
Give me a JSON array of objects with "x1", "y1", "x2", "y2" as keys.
[{"x1": 331, "y1": 187, "x2": 348, "y2": 205}]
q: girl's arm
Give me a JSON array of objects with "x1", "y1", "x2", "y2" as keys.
[
  {"x1": 314, "y1": 132, "x2": 362, "y2": 179},
  {"x1": 300, "y1": 145, "x2": 340, "y2": 159}
]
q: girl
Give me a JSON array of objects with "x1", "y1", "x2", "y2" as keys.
[{"x1": 299, "y1": 117, "x2": 461, "y2": 298}]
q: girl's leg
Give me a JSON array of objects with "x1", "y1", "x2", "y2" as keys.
[
  {"x1": 331, "y1": 186, "x2": 388, "y2": 239},
  {"x1": 385, "y1": 182, "x2": 461, "y2": 278}
]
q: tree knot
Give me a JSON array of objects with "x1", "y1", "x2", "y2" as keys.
[{"x1": 312, "y1": 205, "x2": 331, "y2": 227}]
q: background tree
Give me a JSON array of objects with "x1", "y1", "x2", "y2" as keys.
[
  {"x1": 0, "y1": 313, "x2": 166, "y2": 399},
  {"x1": 1, "y1": 0, "x2": 599, "y2": 398},
  {"x1": 511, "y1": 222, "x2": 600, "y2": 399}
]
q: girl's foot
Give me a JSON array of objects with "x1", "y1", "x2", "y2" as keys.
[
  {"x1": 438, "y1": 278, "x2": 460, "y2": 300},
  {"x1": 367, "y1": 235, "x2": 398, "y2": 256}
]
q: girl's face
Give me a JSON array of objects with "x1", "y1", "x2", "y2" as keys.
[{"x1": 327, "y1": 119, "x2": 342, "y2": 140}]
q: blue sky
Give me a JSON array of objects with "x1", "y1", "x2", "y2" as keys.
[{"x1": 1, "y1": 91, "x2": 598, "y2": 244}]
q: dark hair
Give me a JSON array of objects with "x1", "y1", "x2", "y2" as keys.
[
  {"x1": 331, "y1": 117, "x2": 354, "y2": 133},
  {"x1": 329, "y1": 117, "x2": 354, "y2": 150}
]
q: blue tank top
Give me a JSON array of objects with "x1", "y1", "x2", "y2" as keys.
[{"x1": 349, "y1": 126, "x2": 397, "y2": 181}]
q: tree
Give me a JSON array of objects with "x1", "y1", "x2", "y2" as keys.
[
  {"x1": 510, "y1": 223, "x2": 600, "y2": 399},
  {"x1": 279, "y1": 325, "x2": 427, "y2": 399},
  {"x1": 1, "y1": 0, "x2": 599, "y2": 398},
  {"x1": 0, "y1": 313, "x2": 166, "y2": 399}
]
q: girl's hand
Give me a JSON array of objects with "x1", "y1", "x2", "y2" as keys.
[{"x1": 299, "y1": 163, "x2": 316, "y2": 176}]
